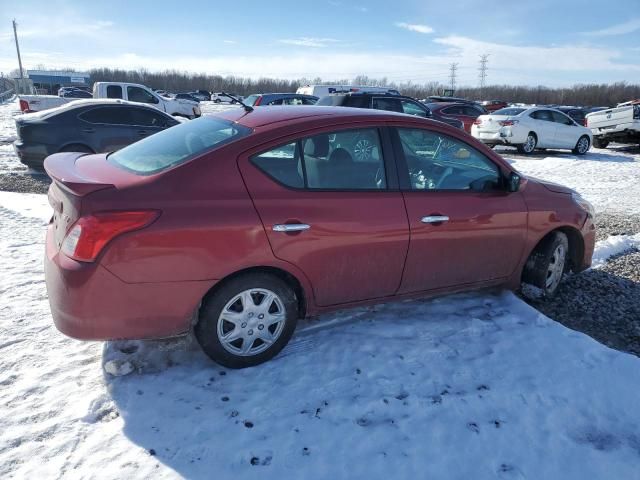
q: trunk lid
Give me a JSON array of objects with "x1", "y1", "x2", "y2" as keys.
[
  {"x1": 475, "y1": 114, "x2": 511, "y2": 132},
  {"x1": 44, "y1": 152, "x2": 148, "y2": 250}
]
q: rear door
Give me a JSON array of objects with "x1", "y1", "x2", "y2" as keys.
[
  {"x1": 238, "y1": 125, "x2": 410, "y2": 307},
  {"x1": 391, "y1": 125, "x2": 527, "y2": 293},
  {"x1": 77, "y1": 106, "x2": 136, "y2": 152}
]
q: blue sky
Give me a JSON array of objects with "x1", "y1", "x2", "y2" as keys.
[{"x1": 1, "y1": 0, "x2": 639, "y2": 87}]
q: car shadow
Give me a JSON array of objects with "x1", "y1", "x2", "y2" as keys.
[
  {"x1": 102, "y1": 290, "x2": 516, "y2": 477},
  {"x1": 496, "y1": 144, "x2": 639, "y2": 163}
]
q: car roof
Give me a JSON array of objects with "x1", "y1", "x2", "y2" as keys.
[
  {"x1": 18, "y1": 99, "x2": 173, "y2": 120},
  {"x1": 215, "y1": 105, "x2": 433, "y2": 129}
]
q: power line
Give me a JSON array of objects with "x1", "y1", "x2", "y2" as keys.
[
  {"x1": 478, "y1": 54, "x2": 489, "y2": 94},
  {"x1": 449, "y1": 62, "x2": 458, "y2": 91}
]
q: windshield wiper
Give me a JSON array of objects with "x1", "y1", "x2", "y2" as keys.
[{"x1": 221, "y1": 92, "x2": 253, "y2": 112}]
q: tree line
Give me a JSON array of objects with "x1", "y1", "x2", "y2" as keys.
[{"x1": 8, "y1": 66, "x2": 640, "y2": 106}]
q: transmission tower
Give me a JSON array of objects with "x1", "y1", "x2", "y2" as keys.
[
  {"x1": 448, "y1": 63, "x2": 458, "y2": 92},
  {"x1": 478, "y1": 54, "x2": 490, "y2": 94}
]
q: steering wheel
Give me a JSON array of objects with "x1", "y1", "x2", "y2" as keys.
[{"x1": 434, "y1": 166, "x2": 453, "y2": 189}]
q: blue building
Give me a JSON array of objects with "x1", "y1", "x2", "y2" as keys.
[{"x1": 27, "y1": 70, "x2": 91, "y2": 94}]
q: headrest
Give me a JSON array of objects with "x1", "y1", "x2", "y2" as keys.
[{"x1": 304, "y1": 135, "x2": 329, "y2": 157}]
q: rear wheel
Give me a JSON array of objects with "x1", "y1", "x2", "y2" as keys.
[
  {"x1": 517, "y1": 133, "x2": 537, "y2": 154},
  {"x1": 195, "y1": 273, "x2": 299, "y2": 368},
  {"x1": 573, "y1": 135, "x2": 590, "y2": 155},
  {"x1": 522, "y1": 232, "x2": 569, "y2": 298},
  {"x1": 592, "y1": 138, "x2": 609, "y2": 149}
]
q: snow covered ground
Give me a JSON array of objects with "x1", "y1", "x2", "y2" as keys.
[{"x1": 1, "y1": 98, "x2": 640, "y2": 478}]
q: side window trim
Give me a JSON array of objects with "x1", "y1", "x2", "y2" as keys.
[{"x1": 389, "y1": 125, "x2": 505, "y2": 192}]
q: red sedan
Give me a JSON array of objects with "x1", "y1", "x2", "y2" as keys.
[
  {"x1": 44, "y1": 106, "x2": 595, "y2": 368},
  {"x1": 425, "y1": 102, "x2": 487, "y2": 133}
]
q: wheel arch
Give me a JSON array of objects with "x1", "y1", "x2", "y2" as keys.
[
  {"x1": 58, "y1": 142, "x2": 95, "y2": 153},
  {"x1": 522, "y1": 225, "x2": 584, "y2": 279},
  {"x1": 200, "y1": 265, "x2": 308, "y2": 320}
]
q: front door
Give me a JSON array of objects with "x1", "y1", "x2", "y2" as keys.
[
  {"x1": 238, "y1": 125, "x2": 410, "y2": 307},
  {"x1": 391, "y1": 126, "x2": 528, "y2": 293}
]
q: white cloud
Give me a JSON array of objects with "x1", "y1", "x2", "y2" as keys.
[
  {"x1": 583, "y1": 18, "x2": 640, "y2": 36},
  {"x1": 278, "y1": 37, "x2": 339, "y2": 48},
  {"x1": 223, "y1": 40, "x2": 237, "y2": 44},
  {"x1": 395, "y1": 22, "x2": 434, "y2": 34}
]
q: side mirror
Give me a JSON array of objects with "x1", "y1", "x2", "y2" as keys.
[{"x1": 507, "y1": 172, "x2": 521, "y2": 192}]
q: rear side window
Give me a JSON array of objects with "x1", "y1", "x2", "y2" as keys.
[
  {"x1": 530, "y1": 110, "x2": 554, "y2": 122},
  {"x1": 106, "y1": 85, "x2": 122, "y2": 99},
  {"x1": 109, "y1": 117, "x2": 251, "y2": 175},
  {"x1": 372, "y1": 98, "x2": 402, "y2": 113},
  {"x1": 243, "y1": 95, "x2": 259, "y2": 106},
  {"x1": 251, "y1": 128, "x2": 386, "y2": 190},
  {"x1": 79, "y1": 107, "x2": 132, "y2": 125}
]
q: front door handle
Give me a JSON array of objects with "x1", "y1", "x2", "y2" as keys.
[
  {"x1": 421, "y1": 215, "x2": 449, "y2": 224},
  {"x1": 273, "y1": 223, "x2": 311, "y2": 232}
]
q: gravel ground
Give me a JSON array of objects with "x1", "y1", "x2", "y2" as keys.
[
  {"x1": 0, "y1": 172, "x2": 50, "y2": 194},
  {"x1": 527, "y1": 214, "x2": 640, "y2": 356}
]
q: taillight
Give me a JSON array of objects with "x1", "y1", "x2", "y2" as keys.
[
  {"x1": 583, "y1": 118, "x2": 588, "y2": 127},
  {"x1": 62, "y1": 210, "x2": 160, "y2": 262},
  {"x1": 254, "y1": 96, "x2": 262, "y2": 106},
  {"x1": 499, "y1": 120, "x2": 519, "y2": 126},
  {"x1": 19, "y1": 99, "x2": 30, "y2": 112},
  {"x1": 473, "y1": 119, "x2": 482, "y2": 125}
]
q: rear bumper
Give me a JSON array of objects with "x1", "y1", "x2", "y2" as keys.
[
  {"x1": 472, "y1": 128, "x2": 525, "y2": 145},
  {"x1": 13, "y1": 141, "x2": 49, "y2": 168},
  {"x1": 45, "y1": 224, "x2": 215, "y2": 340}
]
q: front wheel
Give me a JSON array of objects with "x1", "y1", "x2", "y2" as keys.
[
  {"x1": 517, "y1": 133, "x2": 537, "y2": 154},
  {"x1": 573, "y1": 135, "x2": 590, "y2": 155},
  {"x1": 195, "y1": 273, "x2": 299, "y2": 368},
  {"x1": 522, "y1": 232, "x2": 569, "y2": 298}
]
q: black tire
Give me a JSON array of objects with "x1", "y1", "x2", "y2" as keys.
[
  {"x1": 195, "y1": 273, "x2": 299, "y2": 368},
  {"x1": 573, "y1": 135, "x2": 590, "y2": 155},
  {"x1": 214, "y1": 99, "x2": 221, "y2": 103},
  {"x1": 521, "y1": 231, "x2": 569, "y2": 298},
  {"x1": 516, "y1": 132, "x2": 537, "y2": 154},
  {"x1": 59, "y1": 143, "x2": 94, "y2": 154},
  {"x1": 592, "y1": 138, "x2": 609, "y2": 149}
]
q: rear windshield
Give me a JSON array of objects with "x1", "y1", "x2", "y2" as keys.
[
  {"x1": 108, "y1": 117, "x2": 251, "y2": 175},
  {"x1": 492, "y1": 108, "x2": 525, "y2": 116}
]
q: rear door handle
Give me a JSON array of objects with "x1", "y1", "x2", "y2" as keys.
[
  {"x1": 273, "y1": 223, "x2": 311, "y2": 232},
  {"x1": 82, "y1": 128, "x2": 95, "y2": 134},
  {"x1": 137, "y1": 130, "x2": 148, "y2": 136},
  {"x1": 421, "y1": 215, "x2": 449, "y2": 224}
]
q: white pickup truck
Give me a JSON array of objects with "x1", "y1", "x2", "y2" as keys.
[
  {"x1": 18, "y1": 82, "x2": 201, "y2": 119},
  {"x1": 585, "y1": 100, "x2": 640, "y2": 148}
]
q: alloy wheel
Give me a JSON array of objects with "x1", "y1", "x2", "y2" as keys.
[
  {"x1": 545, "y1": 244, "x2": 566, "y2": 292},
  {"x1": 216, "y1": 288, "x2": 286, "y2": 356}
]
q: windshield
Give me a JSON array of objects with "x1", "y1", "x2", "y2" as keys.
[
  {"x1": 108, "y1": 117, "x2": 251, "y2": 175},
  {"x1": 243, "y1": 95, "x2": 259, "y2": 106},
  {"x1": 492, "y1": 107, "x2": 526, "y2": 116}
]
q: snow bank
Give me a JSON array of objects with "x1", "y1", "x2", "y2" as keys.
[
  {"x1": 509, "y1": 148, "x2": 640, "y2": 215},
  {"x1": 1, "y1": 193, "x2": 640, "y2": 479},
  {"x1": 592, "y1": 233, "x2": 640, "y2": 268}
]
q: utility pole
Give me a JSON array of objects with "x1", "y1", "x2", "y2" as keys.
[
  {"x1": 478, "y1": 54, "x2": 489, "y2": 97},
  {"x1": 13, "y1": 19, "x2": 24, "y2": 79},
  {"x1": 448, "y1": 62, "x2": 458, "y2": 92}
]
